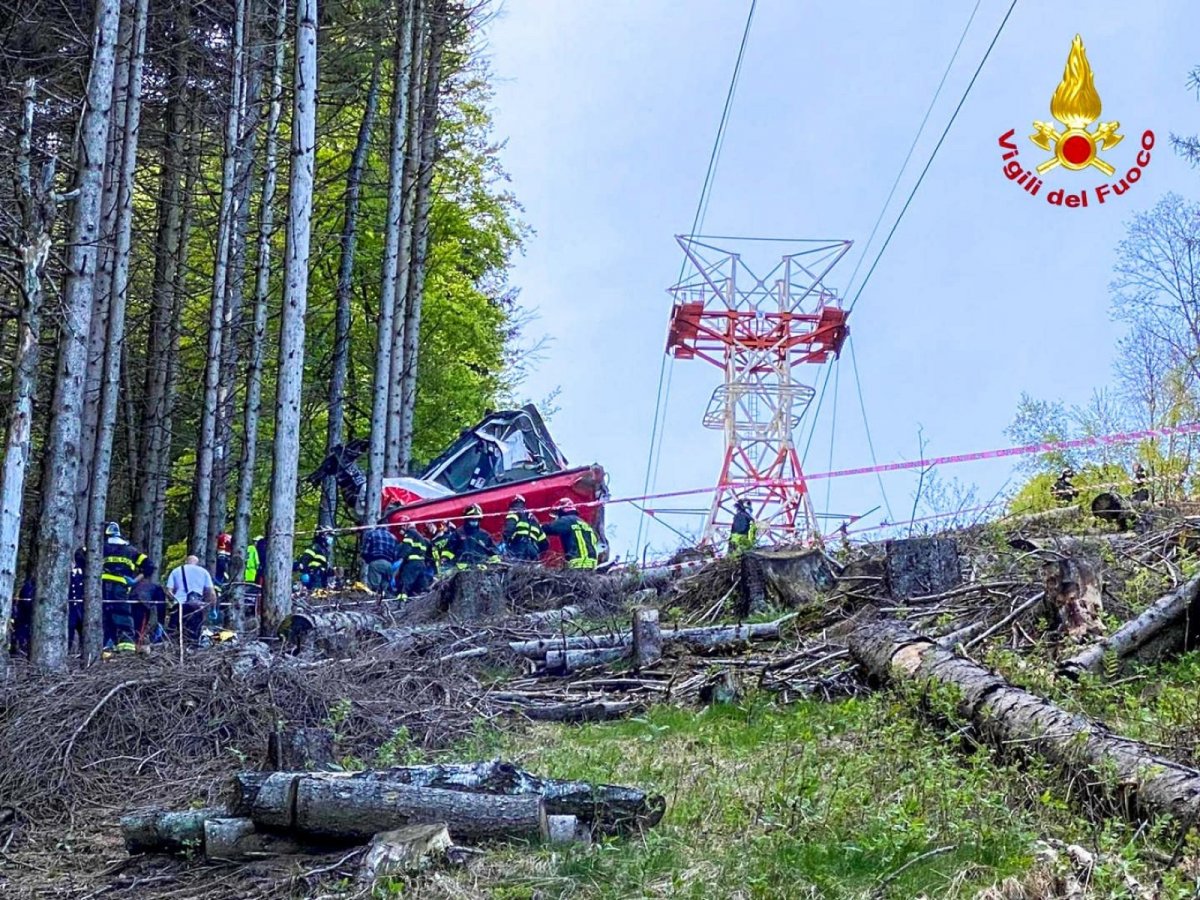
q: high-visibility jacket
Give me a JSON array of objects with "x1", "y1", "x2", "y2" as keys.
[
  {"x1": 543, "y1": 514, "x2": 599, "y2": 569},
  {"x1": 433, "y1": 529, "x2": 459, "y2": 569},
  {"x1": 730, "y1": 509, "x2": 757, "y2": 553},
  {"x1": 245, "y1": 543, "x2": 260, "y2": 583},
  {"x1": 296, "y1": 546, "x2": 329, "y2": 588},
  {"x1": 504, "y1": 510, "x2": 547, "y2": 560},
  {"x1": 102, "y1": 537, "x2": 151, "y2": 587},
  {"x1": 400, "y1": 528, "x2": 432, "y2": 566}
]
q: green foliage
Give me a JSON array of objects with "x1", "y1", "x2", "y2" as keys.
[{"x1": 1008, "y1": 462, "x2": 1129, "y2": 516}]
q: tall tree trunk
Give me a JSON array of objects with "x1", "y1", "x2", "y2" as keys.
[
  {"x1": 230, "y1": 0, "x2": 286, "y2": 629},
  {"x1": 396, "y1": 0, "x2": 447, "y2": 473},
  {"x1": 83, "y1": 0, "x2": 147, "y2": 663},
  {"x1": 321, "y1": 52, "x2": 383, "y2": 531},
  {"x1": 132, "y1": 14, "x2": 189, "y2": 551},
  {"x1": 0, "y1": 81, "x2": 56, "y2": 654},
  {"x1": 210, "y1": 38, "x2": 266, "y2": 565},
  {"x1": 192, "y1": 0, "x2": 247, "y2": 564},
  {"x1": 263, "y1": 0, "x2": 318, "y2": 633},
  {"x1": 385, "y1": 0, "x2": 425, "y2": 476},
  {"x1": 76, "y1": 0, "x2": 133, "y2": 547},
  {"x1": 365, "y1": 0, "x2": 416, "y2": 528},
  {"x1": 32, "y1": 0, "x2": 121, "y2": 672},
  {"x1": 148, "y1": 123, "x2": 200, "y2": 569}
]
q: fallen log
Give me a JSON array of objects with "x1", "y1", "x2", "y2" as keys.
[
  {"x1": 203, "y1": 817, "x2": 307, "y2": 861},
  {"x1": 1059, "y1": 575, "x2": 1200, "y2": 679},
  {"x1": 233, "y1": 761, "x2": 664, "y2": 834},
  {"x1": 521, "y1": 617, "x2": 791, "y2": 663},
  {"x1": 544, "y1": 645, "x2": 628, "y2": 672},
  {"x1": 850, "y1": 617, "x2": 1200, "y2": 827},
  {"x1": 122, "y1": 807, "x2": 226, "y2": 855},
  {"x1": 249, "y1": 772, "x2": 548, "y2": 842},
  {"x1": 505, "y1": 699, "x2": 641, "y2": 723}
]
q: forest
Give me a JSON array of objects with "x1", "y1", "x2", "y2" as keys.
[{"x1": 0, "y1": 0, "x2": 525, "y2": 669}]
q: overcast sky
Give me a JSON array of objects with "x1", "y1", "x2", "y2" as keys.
[{"x1": 483, "y1": 0, "x2": 1200, "y2": 559}]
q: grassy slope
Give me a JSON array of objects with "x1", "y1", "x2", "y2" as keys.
[{"x1": 367, "y1": 687, "x2": 1200, "y2": 899}]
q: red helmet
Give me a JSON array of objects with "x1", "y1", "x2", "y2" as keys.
[{"x1": 554, "y1": 497, "x2": 577, "y2": 515}]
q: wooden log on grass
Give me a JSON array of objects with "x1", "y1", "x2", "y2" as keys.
[
  {"x1": 122, "y1": 807, "x2": 226, "y2": 855},
  {"x1": 232, "y1": 761, "x2": 665, "y2": 834},
  {"x1": 248, "y1": 772, "x2": 548, "y2": 842},
  {"x1": 1059, "y1": 574, "x2": 1200, "y2": 679},
  {"x1": 850, "y1": 617, "x2": 1200, "y2": 827}
]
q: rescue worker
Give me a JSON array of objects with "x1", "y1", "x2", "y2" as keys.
[
  {"x1": 730, "y1": 498, "x2": 757, "y2": 554},
  {"x1": 360, "y1": 524, "x2": 402, "y2": 594},
  {"x1": 393, "y1": 517, "x2": 434, "y2": 598},
  {"x1": 295, "y1": 533, "x2": 330, "y2": 589},
  {"x1": 1052, "y1": 467, "x2": 1079, "y2": 504},
  {"x1": 458, "y1": 505, "x2": 500, "y2": 566},
  {"x1": 130, "y1": 572, "x2": 168, "y2": 645},
  {"x1": 102, "y1": 522, "x2": 154, "y2": 651},
  {"x1": 1132, "y1": 462, "x2": 1150, "y2": 503},
  {"x1": 542, "y1": 498, "x2": 599, "y2": 570},
  {"x1": 215, "y1": 532, "x2": 232, "y2": 586},
  {"x1": 503, "y1": 495, "x2": 547, "y2": 562},
  {"x1": 431, "y1": 521, "x2": 460, "y2": 573},
  {"x1": 165, "y1": 555, "x2": 218, "y2": 645},
  {"x1": 69, "y1": 547, "x2": 85, "y2": 652}
]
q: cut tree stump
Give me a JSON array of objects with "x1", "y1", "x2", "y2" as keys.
[
  {"x1": 203, "y1": 817, "x2": 306, "y2": 861},
  {"x1": 122, "y1": 807, "x2": 226, "y2": 855},
  {"x1": 849, "y1": 617, "x2": 1200, "y2": 827},
  {"x1": 632, "y1": 607, "x2": 662, "y2": 668},
  {"x1": 1059, "y1": 575, "x2": 1200, "y2": 679},
  {"x1": 1043, "y1": 558, "x2": 1105, "y2": 641},
  {"x1": 884, "y1": 538, "x2": 961, "y2": 600},
  {"x1": 267, "y1": 726, "x2": 335, "y2": 771},
  {"x1": 358, "y1": 824, "x2": 453, "y2": 881},
  {"x1": 249, "y1": 772, "x2": 548, "y2": 842}
]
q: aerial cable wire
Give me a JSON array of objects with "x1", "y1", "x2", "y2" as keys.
[
  {"x1": 846, "y1": 0, "x2": 1019, "y2": 315},
  {"x1": 635, "y1": 0, "x2": 758, "y2": 553},
  {"x1": 841, "y1": 0, "x2": 983, "y2": 298},
  {"x1": 804, "y1": 0, "x2": 1017, "y2": 522},
  {"x1": 849, "y1": 334, "x2": 895, "y2": 522}
]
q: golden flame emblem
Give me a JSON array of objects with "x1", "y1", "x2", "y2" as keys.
[{"x1": 1030, "y1": 35, "x2": 1123, "y2": 176}]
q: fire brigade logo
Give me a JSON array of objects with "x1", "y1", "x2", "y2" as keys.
[
  {"x1": 996, "y1": 34, "x2": 1154, "y2": 208},
  {"x1": 1029, "y1": 35, "x2": 1122, "y2": 176}
]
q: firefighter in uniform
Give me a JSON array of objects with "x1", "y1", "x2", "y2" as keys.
[
  {"x1": 431, "y1": 521, "x2": 460, "y2": 573},
  {"x1": 102, "y1": 522, "x2": 154, "y2": 651},
  {"x1": 729, "y1": 499, "x2": 757, "y2": 554},
  {"x1": 392, "y1": 517, "x2": 434, "y2": 599},
  {"x1": 458, "y1": 505, "x2": 500, "y2": 566},
  {"x1": 295, "y1": 533, "x2": 330, "y2": 589},
  {"x1": 542, "y1": 498, "x2": 600, "y2": 570},
  {"x1": 503, "y1": 495, "x2": 547, "y2": 562},
  {"x1": 69, "y1": 547, "x2": 85, "y2": 652},
  {"x1": 1052, "y1": 467, "x2": 1079, "y2": 504}
]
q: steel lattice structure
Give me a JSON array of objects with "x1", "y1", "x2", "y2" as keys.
[{"x1": 665, "y1": 236, "x2": 852, "y2": 545}]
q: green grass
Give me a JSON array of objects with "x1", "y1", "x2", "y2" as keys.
[{"x1": 354, "y1": 693, "x2": 1193, "y2": 898}]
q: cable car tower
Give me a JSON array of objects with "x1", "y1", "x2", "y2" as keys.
[{"x1": 665, "y1": 235, "x2": 852, "y2": 545}]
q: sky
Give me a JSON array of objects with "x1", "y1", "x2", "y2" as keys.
[{"x1": 482, "y1": 0, "x2": 1200, "y2": 561}]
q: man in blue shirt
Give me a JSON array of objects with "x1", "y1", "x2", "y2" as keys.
[{"x1": 360, "y1": 525, "x2": 401, "y2": 594}]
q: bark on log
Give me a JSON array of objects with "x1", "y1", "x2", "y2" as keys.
[
  {"x1": 632, "y1": 607, "x2": 662, "y2": 668},
  {"x1": 509, "y1": 699, "x2": 641, "y2": 723},
  {"x1": 545, "y1": 645, "x2": 628, "y2": 673},
  {"x1": 359, "y1": 824, "x2": 452, "y2": 881},
  {"x1": 1059, "y1": 575, "x2": 1200, "y2": 679},
  {"x1": 203, "y1": 817, "x2": 306, "y2": 860},
  {"x1": 234, "y1": 762, "x2": 665, "y2": 834},
  {"x1": 267, "y1": 726, "x2": 335, "y2": 771},
  {"x1": 885, "y1": 538, "x2": 961, "y2": 600},
  {"x1": 850, "y1": 617, "x2": 1200, "y2": 827},
  {"x1": 507, "y1": 632, "x2": 630, "y2": 657},
  {"x1": 249, "y1": 772, "x2": 548, "y2": 842},
  {"x1": 517, "y1": 618, "x2": 789, "y2": 662},
  {"x1": 1044, "y1": 558, "x2": 1105, "y2": 641},
  {"x1": 122, "y1": 807, "x2": 226, "y2": 855}
]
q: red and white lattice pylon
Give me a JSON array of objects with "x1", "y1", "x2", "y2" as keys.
[{"x1": 665, "y1": 235, "x2": 852, "y2": 546}]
